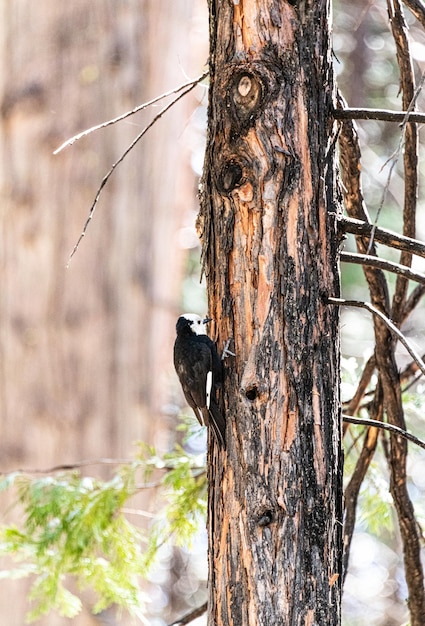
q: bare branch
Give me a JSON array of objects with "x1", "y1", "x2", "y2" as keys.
[
  {"x1": 343, "y1": 388, "x2": 382, "y2": 581},
  {"x1": 343, "y1": 415, "x2": 425, "y2": 451},
  {"x1": 327, "y1": 297, "x2": 425, "y2": 377},
  {"x1": 334, "y1": 107, "x2": 425, "y2": 124},
  {"x1": 120, "y1": 507, "x2": 157, "y2": 519},
  {"x1": 388, "y1": 0, "x2": 418, "y2": 324},
  {"x1": 0, "y1": 460, "x2": 205, "y2": 483},
  {"x1": 340, "y1": 251, "x2": 425, "y2": 285},
  {"x1": 66, "y1": 77, "x2": 204, "y2": 265},
  {"x1": 402, "y1": 369, "x2": 424, "y2": 393},
  {"x1": 54, "y1": 72, "x2": 209, "y2": 154},
  {"x1": 168, "y1": 602, "x2": 208, "y2": 626},
  {"x1": 339, "y1": 215, "x2": 425, "y2": 259},
  {"x1": 0, "y1": 457, "x2": 132, "y2": 475},
  {"x1": 400, "y1": 0, "x2": 425, "y2": 31},
  {"x1": 337, "y1": 92, "x2": 391, "y2": 319}
]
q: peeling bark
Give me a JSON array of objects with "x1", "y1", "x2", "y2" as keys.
[{"x1": 200, "y1": 2, "x2": 342, "y2": 624}]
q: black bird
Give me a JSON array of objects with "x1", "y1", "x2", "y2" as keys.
[{"x1": 173, "y1": 313, "x2": 226, "y2": 447}]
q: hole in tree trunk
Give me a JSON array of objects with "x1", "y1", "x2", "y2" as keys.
[
  {"x1": 257, "y1": 510, "x2": 274, "y2": 527},
  {"x1": 245, "y1": 385, "x2": 258, "y2": 401},
  {"x1": 218, "y1": 160, "x2": 244, "y2": 193}
]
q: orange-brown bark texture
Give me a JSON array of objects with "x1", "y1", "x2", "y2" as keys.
[{"x1": 199, "y1": 1, "x2": 342, "y2": 625}]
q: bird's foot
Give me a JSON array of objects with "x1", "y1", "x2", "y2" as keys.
[{"x1": 222, "y1": 338, "x2": 236, "y2": 360}]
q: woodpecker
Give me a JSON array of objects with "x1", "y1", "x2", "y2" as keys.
[{"x1": 173, "y1": 313, "x2": 226, "y2": 447}]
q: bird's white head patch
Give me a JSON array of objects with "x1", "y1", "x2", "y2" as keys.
[{"x1": 181, "y1": 313, "x2": 209, "y2": 336}]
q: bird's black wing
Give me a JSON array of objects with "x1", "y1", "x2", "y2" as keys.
[
  {"x1": 174, "y1": 329, "x2": 225, "y2": 446},
  {"x1": 196, "y1": 335, "x2": 223, "y2": 387},
  {"x1": 174, "y1": 336, "x2": 212, "y2": 417}
]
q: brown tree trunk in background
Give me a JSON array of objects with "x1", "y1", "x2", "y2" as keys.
[
  {"x1": 0, "y1": 1, "x2": 196, "y2": 624},
  {"x1": 201, "y1": 1, "x2": 342, "y2": 624}
]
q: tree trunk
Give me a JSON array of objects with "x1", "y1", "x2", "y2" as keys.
[{"x1": 201, "y1": 2, "x2": 342, "y2": 624}]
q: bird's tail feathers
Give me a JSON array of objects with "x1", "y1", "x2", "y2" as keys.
[{"x1": 203, "y1": 400, "x2": 226, "y2": 448}]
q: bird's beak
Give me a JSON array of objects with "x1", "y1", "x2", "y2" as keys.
[{"x1": 203, "y1": 317, "x2": 213, "y2": 324}]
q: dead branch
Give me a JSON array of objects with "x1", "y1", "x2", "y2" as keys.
[
  {"x1": 340, "y1": 251, "x2": 425, "y2": 285},
  {"x1": 66, "y1": 76, "x2": 204, "y2": 265},
  {"x1": 0, "y1": 459, "x2": 205, "y2": 477},
  {"x1": 400, "y1": 351, "x2": 425, "y2": 383},
  {"x1": 365, "y1": 5, "x2": 425, "y2": 616},
  {"x1": 403, "y1": 0, "x2": 425, "y2": 30},
  {"x1": 334, "y1": 107, "x2": 425, "y2": 124},
  {"x1": 342, "y1": 388, "x2": 382, "y2": 581},
  {"x1": 343, "y1": 415, "x2": 425, "y2": 451},
  {"x1": 339, "y1": 215, "x2": 425, "y2": 259},
  {"x1": 168, "y1": 602, "x2": 208, "y2": 626},
  {"x1": 54, "y1": 71, "x2": 208, "y2": 154},
  {"x1": 0, "y1": 457, "x2": 132, "y2": 474},
  {"x1": 328, "y1": 297, "x2": 425, "y2": 377},
  {"x1": 336, "y1": 92, "x2": 382, "y2": 267},
  {"x1": 388, "y1": 0, "x2": 418, "y2": 325},
  {"x1": 402, "y1": 370, "x2": 424, "y2": 394}
]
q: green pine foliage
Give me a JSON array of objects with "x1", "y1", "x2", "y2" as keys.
[
  {"x1": 139, "y1": 444, "x2": 207, "y2": 571},
  {"x1": 0, "y1": 438, "x2": 207, "y2": 622}
]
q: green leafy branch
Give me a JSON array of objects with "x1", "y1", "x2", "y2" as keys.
[{"x1": 0, "y1": 438, "x2": 207, "y2": 622}]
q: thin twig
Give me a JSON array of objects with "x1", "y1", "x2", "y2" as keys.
[
  {"x1": 120, "y1": 507, "x2": 156, "y2": 519},
  {"x1": 66, "y1": 76, "x2": 205, "y2": 266},
  {"x1": 402, "y1": 369, "x2": 424, "y2": 394},
  {"x1": 54, "y1": 72, "x2": 209, "y2": 154},
  {"x1": 327, "y1": 297, "x2": 425, "y2": 377},
  {"x1": 366, "y1": 70, "x2": 425, "y2": 253},
  {"x1": 0, "y1": 457, "x2": 132, "y2": 475},
  {"x1": 168, "y1": 602, "x2": 208, "y2": 626},
  {"x1": 342, "y1": 415, "x2": 425, "y2": 451},
  {"x1": 400, "y1": 351, "x2": 425, "y2": 384},
  {"x1": 340, "y1": 251, "x2": 425, "y2": 285},
  {"x1": 0, "y1": 461, "x2": 206, "y2": 479}
]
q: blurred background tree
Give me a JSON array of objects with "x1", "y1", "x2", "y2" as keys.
[{"x1": 0, "y1": 1, "x2": 208, "y2": 624}]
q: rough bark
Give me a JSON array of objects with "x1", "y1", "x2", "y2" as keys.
[{"x1": 200, "y1": 2, "x2": 342, "y2": 625}]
